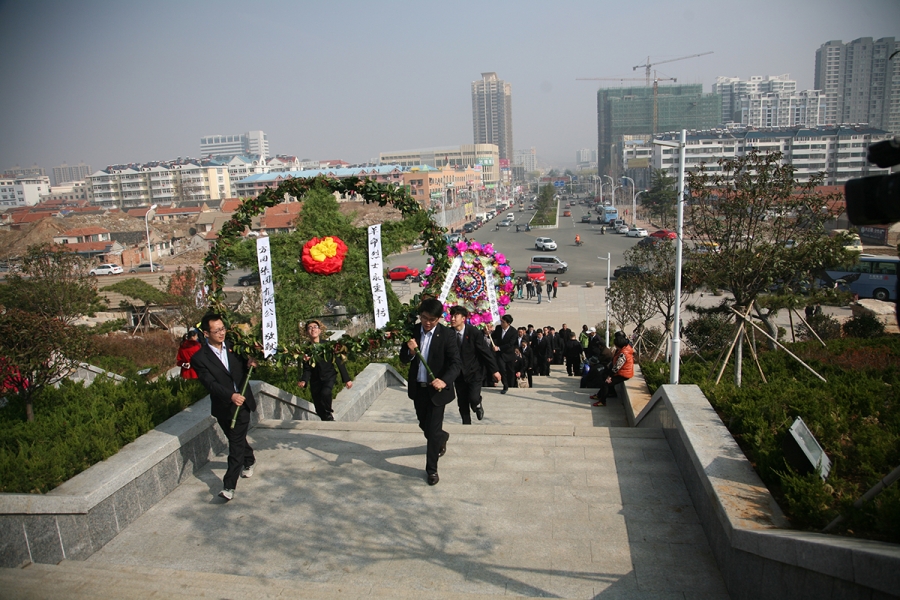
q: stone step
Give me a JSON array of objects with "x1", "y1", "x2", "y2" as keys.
[{"x1": 0, "y1": 561, "x2": 546, "y2": 599}]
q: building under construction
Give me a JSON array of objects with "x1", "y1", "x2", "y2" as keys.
[{"x1": 596, "y1": 84, "x2": 721, "y2": 176}]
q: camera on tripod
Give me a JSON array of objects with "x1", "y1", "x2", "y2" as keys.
[{"x1": 845, "y1": 138, "x2": 900, "y2": 226}]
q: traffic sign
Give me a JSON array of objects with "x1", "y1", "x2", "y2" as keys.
[{"x1": 553, "y1": 181, "x2": 565, "y2": 188}]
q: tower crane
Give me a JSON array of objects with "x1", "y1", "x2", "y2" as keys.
[
  {"x1": 576, "y1": 74, "x2": 676, "y2": 134},
  {"x1": 632, "y1": 51, "x2": 713, "y2": 85}
]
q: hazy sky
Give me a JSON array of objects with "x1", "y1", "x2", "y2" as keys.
[{"x1": 1, "y1": 0, "x2": 897, "y2": 174}]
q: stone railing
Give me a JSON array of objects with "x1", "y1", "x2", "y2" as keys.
[{"x1": 0, "y1": 363, "x2": 408, "y2": 568}]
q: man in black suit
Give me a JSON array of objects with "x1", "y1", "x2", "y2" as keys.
[
  {"x1": 534, "y1": 329, "x2": 551, "y2": 376},
  {"x1": 400, "y1": 298, "x2": 462, "y2": 485},
  {"x1": 192, "y1": 313, "x2": 258, "y2": 502},
  {"x1": 491, "y1": 314, "x2": 517, "y2": 393},
  {"x1": 449, "y1": 305, "x2": 501, "y2": 424}
]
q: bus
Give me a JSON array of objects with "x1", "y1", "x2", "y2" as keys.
[
  {"x1": 823, "y1": 254, "x2": 898, "y2": 301},
  {"x1": 601, "y1": 205, "x2": 618, "y2": 224}
]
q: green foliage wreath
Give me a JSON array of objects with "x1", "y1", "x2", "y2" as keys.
[{"x1": 203, "y1": 175, "x2": 449, "y2": 361}]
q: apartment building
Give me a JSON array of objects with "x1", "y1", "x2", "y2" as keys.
[
  {"x1": 52, "y1": 162, "x2": 92, "y2": 185},
  {"x1": 232, "y1": 165, "x2": 405, "y2": 200},
  {"x1": 200, "y1": 130, "x2": 269, "y2": 161},
  {"x1": 0, "y1": 175, "x2": 51, "y2": 208},
  {"x1": 472, "y1": 72, "x2": 513, "y2": 161},
  {"x1": 379, "y1": 144, "x2": 500, "y2": 188},
  {"x1": 650, "y1": 126, "x2": 893, "y2": 185},
  {"x1": 86, "y1": 163, "x2": 232, "y2": 209}
]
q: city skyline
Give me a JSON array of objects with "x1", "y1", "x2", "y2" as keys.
[{"x1": 0, "y1": 0, "x2": 897, "y2": 176}]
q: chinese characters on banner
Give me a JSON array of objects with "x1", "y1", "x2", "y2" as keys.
[
  {"x1": 367, "y1": 225, "x2": 390, "y2": 329},
  {"x1": 256, "y1": 236, "x2": 278, "y2": 358},
  {"x1": 437, "y1": 256, "x2": 463, "y2": 303},
  {"x1": 483, "y1": 264, "x2": 501, "y2": 325}
]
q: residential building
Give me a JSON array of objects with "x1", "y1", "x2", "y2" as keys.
[
  {"x1": 0, "y1": 175, "x2": 51, "y2": 208},
  {"x1": 575, "y1": 148, "x2": 597, "y2": 171},
  {"x1": 2, "y1": 165, "x2": 45, "y2": 179},
  {"x1": 200, "y1": 130, "x2": 269, "y2": 161},
  {"x1": 402, "y1": 164, "x2": 483, "y2": 207},
  {"x1": 380, "y1": 144, "x2": 500, "y2": 189},
  {"x1": 815, "y1": 38, "x2": 899, "y2": 133},
  {"x1": 649, "y1": 126, "x2": 893, "y2": 186},
  {"x1": 85, "y1": 162, "x2": 232, "y2": 209},
  {"x1": 740, "y1": 90, "x2": 826, "y2": 128},
  {"x1": 41, "y1": 180, "x2": 89, "y2": 203},
  {"x1": 597, "y1": 84, "x2": 721, "y2": 176},
  {"x1": 513, "y1": 147, "x2": 537, "y2": 173},
  {"x1": 713, "y1": 75, "x2": 798, "y2": 123},
  {"x1": 52, "y1": 162, "x2": 92, "y2": 185},
  {"x1": 232, "y1": 165, "x2": 405, "y2": 200},
  {"x1": 472, "y1": 72, "x2": 513, "y2": 161}
]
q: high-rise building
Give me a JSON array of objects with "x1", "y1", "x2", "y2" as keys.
[
  {"x1": 815, "y1": 38, "x2": 899, "y2": 133},
  {"x1": 713, "y1": 75, "x2": 798, "y2": 123},
  {"x1": 52, "y1": 162, "x2": 92, "y2": 185},
  {"x1": 575, "y1": 149, "x2": 597, "y2": 170},
  {"x1": 596, "y1": 84, "x2": 721, "y2": 175},
  {"x1": 200, "y1": 130, "x2": 270, "y2": 160},
  {"x1": 514, "y1": 147, "x2": 537, "y2": 173},
  {"x1": 472, "y1": 73, "x2": 513, "y2": 161},
  {"x1": 379, "y1": 144, "x2": 501, "y2": 188}
]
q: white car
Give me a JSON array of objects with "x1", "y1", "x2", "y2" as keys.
[
  {"x1": 90, "y1": 263, "x2": 124, "y2": 276},
  {"x1": 626, "y1": 227, "x2": 649, "y2": 238},
  {"x1": 615, "y1": 223, "x2": 630, "y2": 234},
  {"x1": 534, "y1": 237, "x2": 557, "y2": 251}
]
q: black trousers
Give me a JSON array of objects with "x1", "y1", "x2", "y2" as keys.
[
  {"x1": 214, "y1": 407, "x2": 255, "y2": 490},
  {"x1": 500, "y1": 358, "x2": 517, "y2": 389},
  {"x1": 310, "y1": 377, "x2": 336, "y2": 421},
  {"x1": 539, "y1": 357, "x2": 551, "y2": 376},
  {"x1": 596, "y1": 375, "x2": 629, "y2": 404},
  {"x1": 411, "y1": 385, "x2": 448, "y2": 475},
  {"x1": 454, "y1": 377, "x2": 483, "y2": 424},
  {"x1": 566, "y1": 355, "x2": 582, "y2": 376}
]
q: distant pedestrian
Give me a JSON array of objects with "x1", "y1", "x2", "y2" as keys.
[
  {"x1": 536, "y1": 283, "x2": 542, "y2": 304},
  {"x1": 526, "y1": 279, "x2": 534, "y2": 299},
  {"x1": 552, "y1": 277, "x2": 559, "y2": 298}
]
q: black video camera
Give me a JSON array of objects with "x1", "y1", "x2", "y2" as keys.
[{"x1": 845, "y1": 138, "x2": 900, "y2": 226}]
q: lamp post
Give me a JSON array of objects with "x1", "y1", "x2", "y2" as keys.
[
  {"x1": 144, "y1": 204, "x2": 158, "y2": 271},
  {"x1": 598, "y1": 253, "x2": 612, "y2": 347},
  {"x1": 622, "y1": 176, "x2": 635, "y2": 226},
  {"x1": 653, "y1": 129, "x2": 687, "y2": 384},
  {"x1": 633, "y1": 190, "x2": 647, "y2": 227},
  {"x1": 603, "y1": 175, "x2": 614, "y2": 205}
]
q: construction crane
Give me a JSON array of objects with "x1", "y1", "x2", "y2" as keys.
[
  {"x1": 576, "y1": 74, "x2": 676, "y2": 134},
  {"x1": 632, "y1": 51, "x2": 713, "y2": 85}
]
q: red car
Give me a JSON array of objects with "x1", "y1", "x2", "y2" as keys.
[
  {"x1": 650, "y1": 229, "x2": 677, "y2": 240},
  {"x1": 388, "y1": 266, "x2": 420, "y2": 281},
  {"x1": 525, "y1": 265, "x2": 547, "y2": 282}
]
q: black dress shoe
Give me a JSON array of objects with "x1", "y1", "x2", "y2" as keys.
[
  {"x1": 475, "y1": 404, "x2": 484, "y2": 420},
  {"x1": 501, "y1": 387, "x2": 508, "y2": 394},
  {"x1": 439, "y1": 440, "x2": 447, "y2": 457},
  {"x1": 427, "y1": 473, "x2": 439, "y2": 485}
]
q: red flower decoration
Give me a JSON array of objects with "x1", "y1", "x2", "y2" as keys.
[{"x1": 301, "y1": 236, "x2": 348, "y2": 275}]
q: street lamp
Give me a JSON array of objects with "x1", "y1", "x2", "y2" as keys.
[
  {"x1": 622, "y1": 176, "x2": 635, "y2": 225},
  {"x1": 144, "y1": 204, "x2": 158, "y2": 271},
  {"x1": 653, "y1": 129, "x2": 687, "y2": 384},
  {"x1": 633, "y1": 190, "x2": 647, "y2": 227},
  {"x1": 598, "y1": 253, "x2": 612, "y2": 347},
  {"x1": 603, "y1": 175, "x2": 614, "y2": 204}
]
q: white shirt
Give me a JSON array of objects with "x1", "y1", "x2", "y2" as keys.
[{"x1": 417, "y1": 329, "x2": 433, "y2": 383}]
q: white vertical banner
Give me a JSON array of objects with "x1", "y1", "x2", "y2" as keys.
[
  {"x1": 367, "y1": 224, "x2": 390, "y2": 329},
  {"x1": 256, "y1": 236, "x2": 278, "y2": 358},
  {"x1": 437, "y1": 256, "x2": 462, "y2": 304},
  {"x1": 484, "y1": 264, "x2": 501, "y2": 325}
]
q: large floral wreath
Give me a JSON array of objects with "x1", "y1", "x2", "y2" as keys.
[{"x1": 422, "y1": 240, "x2": 512, "y2": 326}]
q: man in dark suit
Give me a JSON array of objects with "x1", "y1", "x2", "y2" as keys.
[
  {"x1": 400, "y1": 298, "x2": 462, "y2": 485},
  {"x1": 491, "y1": 314, "x2": 517, "y2": 393},
  {"x1": 534, "y1": 329, "x2": 551, "y2": 376},
  {"x1": 449, "y1": 305, "x2": 501, "y2": 424},
  {"x1": 192, "y1": 313, "x2": 258, "y2": 502}
]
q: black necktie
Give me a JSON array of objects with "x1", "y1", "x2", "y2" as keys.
[{"x1": 458, "y1": 331, "x2": 463, "y2": 348}]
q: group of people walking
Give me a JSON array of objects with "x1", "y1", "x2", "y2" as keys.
[
  {"x1": 513, "y1": 276, "x2": 559, "y2": 304},
  {"x1": 180, "y1": 304, "x2": 633, "y2": 498}
]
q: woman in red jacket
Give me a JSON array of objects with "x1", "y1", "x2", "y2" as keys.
[
  {"x1": 591, "y1": 331, "x2": 633, "y2": 407},
  {"x1": 176, "y1": 328, "x2": 202, "y2": 379}
]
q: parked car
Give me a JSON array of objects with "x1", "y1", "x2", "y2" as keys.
[
  {"x1": 388, "y1": 266, "x2": 420, "y2": 282},
  {"x1": 444, "y1": 233, "x2": 461, "y2": 244},
  {"x1": 580, "y1": 215, "x2": 592, "y2": 223},
  {"x1": 637, "y1": 237, "x2": 665, "y2": 248},
  {"x1": 626, "y1": 227, "x2": 649, "y2": 238},
  {"x1": 463, "y1": 222, "x2": 476, "y2": 233},
  {"x1": 534, "y1": 237, "x2": 558, "y2": 251},
  {"x1": 237, "y1": 272, "x2": 260, "y2": 286},
  {"x1": 90, "y1": 263, "x2": 123, "y2": 276},
  {"x1": 525, "y1": 265, "x2": 547, "y2": 282},
  {"x1": 129, "y1": 263, "x2": 164, "y2": 273},
  {"x1": 614, "y1": 223, "x2": 630, "y2": 234},
  {"x1": 650, "y1": 229, "x2": 677, "y2": 240}
]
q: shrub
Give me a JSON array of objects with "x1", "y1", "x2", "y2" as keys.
[
  {"x1": 87, "y1": 331, "x2": 180, "y2": 378},
  {"x1": 0, "y1": 377, "x2": 206, "y2": 493},
  {"x1": 796, "y1": 313, "x2": 842, "y2": 342},
  {"x1": 842, "y1": 312, "x2": 886, "y2": 339},
  {"x1": 683, "y1": 312, "x2": 734, "y2": 353}
]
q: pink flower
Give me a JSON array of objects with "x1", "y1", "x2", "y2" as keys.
[
  {"x1": 469, "y1": 313, "x2": 481, "y2": 325},
  {"x1": 498, "y1": 307, "x2": 506, "y2": 316},
  {"x1": 499, "y1": 266, "x2": 511, "y2": 277},
  {"x1": 455, "y1": 241, "x2": 468, "y2": 253},
  {"x1": 483, "y1": 243, "x2": 494, "y2": 254},
  {"x1": 495, "y1": 253, "x2": 506, "y2": 264},
  {"x1": 471, "y1": 241, "x2": 483, "y2": 252},
  {"x1": 498, "y1": 296, "x2": 510, "y2": 306},
  {"x1": 424, "y1": 265, "x2": 433, "y2": 276}
]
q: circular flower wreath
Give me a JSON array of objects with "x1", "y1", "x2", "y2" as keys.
[
  {"x1": 302, "y1": 236, "x2": 348, "y2": 275},
  {"x1": 421, "y1": 240, "x2": 513, "y2": 326}
]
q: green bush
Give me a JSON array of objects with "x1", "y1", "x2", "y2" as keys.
[
  {"x1": 640, "y1": 336, "x2": 900, "y2": 542},
  {"x1": 796, "y1": 313, "x2": 842, "y2": 342},
  {"x1": 0, "y1": 377, "x2": 206, "y2": 493},
  {"x1": 683, "y1": 312, "x2": 734, "y2": 353},
  {"x1": 842, "y1": 312, "x2": 886, "y2": 339}
]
